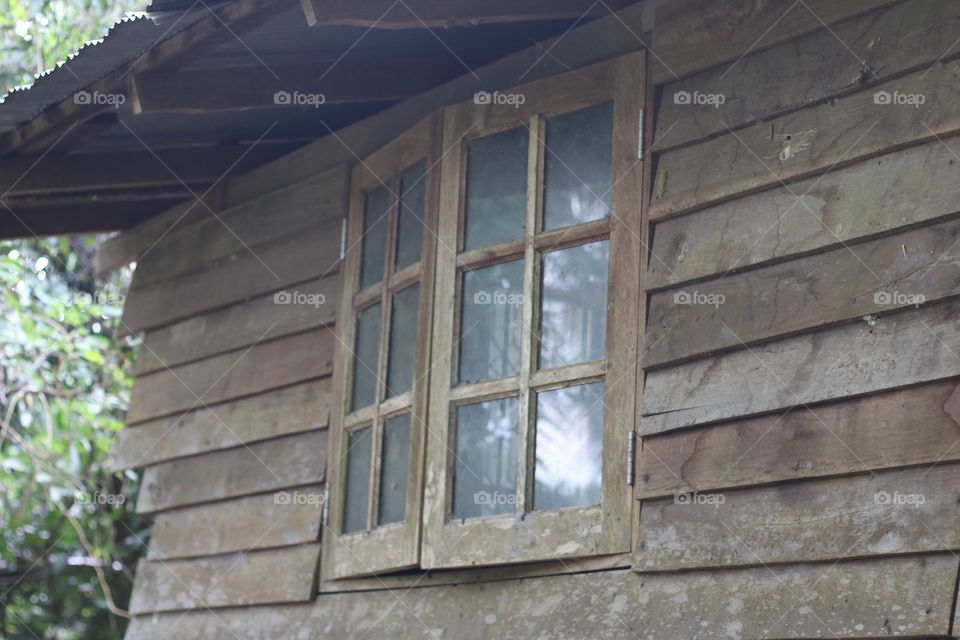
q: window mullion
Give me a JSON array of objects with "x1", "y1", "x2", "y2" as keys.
[{"x1": 517, "y1": 114, "x2": 545, "y2": 515}]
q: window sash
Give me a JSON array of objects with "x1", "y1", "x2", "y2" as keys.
[
  {"x1": 421, "y1": 52, "x2": 646, "y2": 569},
  {"x1": 323, "y1": 114, "x2": 441, "y2": 580}
]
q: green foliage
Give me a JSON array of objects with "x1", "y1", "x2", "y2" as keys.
[
  {"x1": 0, "y1": 237, "x2": 145, "y2": 639},
  {"x1": 0, "y1": 0, "x2": 141, "y2": 94}
]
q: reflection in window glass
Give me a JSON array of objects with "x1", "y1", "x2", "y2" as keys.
[
  {"x1": 463, "y1": 127, "x2": 529, "y2": 251},
  {"x1": 459, "y1": 260, "x2": 524, "y2": 383},
  {"x1": 351, "y1": 304, "x2": 381, "y2": 411},
  {"x1": 534, "y1": 382, "x2": 604, "y2": 510},
  {"x1": 360, "y1": 185, "x2": 391, "y2": 289},
  {"x1": 543, "y1": 102, "x2": 613, "y2": 231},
  {"x1": 395, "y1": 161, "x2": 426, "y2": 271},
  {"x1": 386, "y1": 284, "x2": 419, "y2": 397},
  {"x1": 343, "y1": 427, "x2": 373, "y2": 533},
  {"x1": 539, "y1": 241, "x2": 609, "y2": 369},
  {"x1": 378, "y1": 413, "x2": 411, "y2": 526},
  {"x1": 453, "y1": 397, "x2": 519, "y2": 519}
]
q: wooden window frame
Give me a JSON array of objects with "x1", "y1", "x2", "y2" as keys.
[
  {"x1": 323, "y1": 114, "x2": 442, "y2": 580},
  {"x1": 421, "y1": 52, "x2": 646, "y2": 569}
]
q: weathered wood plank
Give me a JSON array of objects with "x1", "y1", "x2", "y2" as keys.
[
  {"x1": 131, "y1": 165, "x2": 347, "y2": 289},
  {"x1": 94, "y1": 191, "x2": 225, "y2": 275},
  {"x1": 642, "y1": 300, "x2": 960, "y2": 435},
  {"x1": 137, "y1": 430, "x2": 326, "y2": 514},
  {"x1": 130, "y1": 62, "x2": 464, "y2": 113},
  {"x1": 120, "y1": 218, "x2": 341, "y2": 334},
  {"x1": 133, "y1": 276, "x2": 337, "y2": 375},
  {"x1": 127, "y1": 328, "x2": 332, "y2": 424},
  {"x1": 128, "y1": 543, "x2": 320, "y2": 615},
  {"x1": 638, "y1": 378, "x2": 960, "y2": 499},
  {"x1": 650, "y1": 0, "x2": 900, "y2": 84},
  {"x1": 302, "y1": 0, "x2": 633, "y2": 28},
  {"x1": 111, "y1": 378, "x2": 330, "y2": 471},
  {"x1": 125, "y1": 556, "x2": 956, "y2": 638},
  {"x1": 648, "y1": 138, "x2": 960, "y2": 290},
  {"x1": 148, "y1": 485, "x2": 323, "y2": 560},
  {"x1": 638, "y1": 463, "x2": 960, "y2": 571},
  {"x1": 651, "y1": 58, "x2": 960, "y2": 219},
  {"x1": 655, "y1": 0, "x2": 960, "y2": 150},
  {"x1": 646, "y1": 216, "x2": 960, "y2": 367}
]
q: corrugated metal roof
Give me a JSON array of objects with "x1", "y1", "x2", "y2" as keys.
[{"x1": 0, "y1": 12, "x2": 207, "y2": 135}]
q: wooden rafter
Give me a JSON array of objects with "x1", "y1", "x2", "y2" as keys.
[
  {"x1": 300, "y1": 0, "x2": 632, "y2": 29},
  {"x1": 0, "y1": 143, "x2": 300, "y2": 197},
  {"x1": 127, "y1": 59, "x2": 466, "y2": 114}
]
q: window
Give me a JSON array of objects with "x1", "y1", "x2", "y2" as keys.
[
  {"x1": 421, "y1": 53, "x2": 645, "y2": 569},
  {"x1": 324, "y1": 114, "x2": 441, "y2": 579}
]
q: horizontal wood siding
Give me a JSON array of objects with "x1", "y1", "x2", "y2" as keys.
[
  {"x1": 127, "y1": 327, "x2": 333, "y2": 424},
  {"x1": 111, "y1": 378, "x2": 329, "y2": 470},
  {"x1": 654, "y1": 0, "x2": 960, "y2": 150},
  {"x1": 633, "y1": 5, "x2": 960, "y2": 639},
  {"x1": 647, "y1": 138, "x2": 960, "y2": 290},
  {"x1": 128, "y1": 543, "x2": 321, "y2": 614},
  {"x1": 120, "y1": 218, "x2": 341, "y2": 334},
  {"x1": 117, "y1": 170, "x2": 342, "y2": 619},
  {"x1": 638, "y1": 378, "x2": 960, "y2": 498},
  {"x1": 148, "y1": 485, "x2": 324, "y2": 560},
  {"x1": 137, "y1": 430, "x2": 326, "y2": 514},
  {"x1": 651, "y1": 58, "x2": 960, "y2": 220}
]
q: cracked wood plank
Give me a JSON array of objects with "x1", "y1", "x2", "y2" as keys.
[
  {"x1": 655, "y1": 0, "x2": 960, "y2": 150},
  {"x1": 638, "y1": 378, "x2": 960, "y2": 499},
  {"x1": 646, "y1": 215, "x2": 960, "y2": 367},
  {"x1": 641, "y1": 299, "x2": 960, "y2": 435},
  {"x1": 648, "y1": 137, "x2": 960, "y2": 290},
  {"x1": 136, "y1": 430, "x2": 326, "y2": 513},
  {"x1": 637, "y1": 463, "x2": 960, "y2": 571},
  {"x1": 650, "y1": 57, "x2": 960, "y2": 219}
]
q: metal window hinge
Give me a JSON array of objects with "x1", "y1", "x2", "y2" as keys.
[
  {"x1": 626, "y1": 431, "x2": 636, "y2": 486},
  {"x1": 638, "y1": 107, "x2": 645, "y2": 159},
  {"x1": 321, "y1": 483, "x2": 330, "y2": 526},
  {"x1": 339, "y1": 218, "x2": 347, "y2": 260}
]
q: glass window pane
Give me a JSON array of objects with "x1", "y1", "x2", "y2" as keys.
[
  {"x1": 459, "y1": 260, "x2": 524, "y2": 383},
  {"x1": 463, "y1": 127, "x2": 529, "y2": 251},
  {"x1": 453, "y1": 397, "x2": 519, "y2": 519},
  {"x1": 378, "y1": 413, "x2": 411, "y2": 526},
  {"x1": 360, "y1": 185, "x2": 391, "y2": 289},
  {"x1": 543, "y1": 102, "x2": 613, "y2": 231},
  {"x1": 534, "y1": 382, "x2": 604, "y2": 511},
  {"x1": 351, "y1": 303, "x2": 381, "y2": 411},
  {"x1": 343, "y1": 426, "x2": 373, "y2": 533},
  {"x1": 386, "y1": 284, "x2": 419, "y2": 398},
  {"x1": 539, "y1": 240, "x2": 609, "y2": 370},
  {"x1": 395, "y1": 161, "x2": 426, "y2": 271}
]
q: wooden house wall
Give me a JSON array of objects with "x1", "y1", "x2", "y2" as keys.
[{"x1": 115, "y1": 0, "x2": 960, "y2": 637}]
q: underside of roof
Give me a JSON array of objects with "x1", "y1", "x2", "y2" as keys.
[{"x1": 0, "y1": 0, "x2": 623, "y2": 239}]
